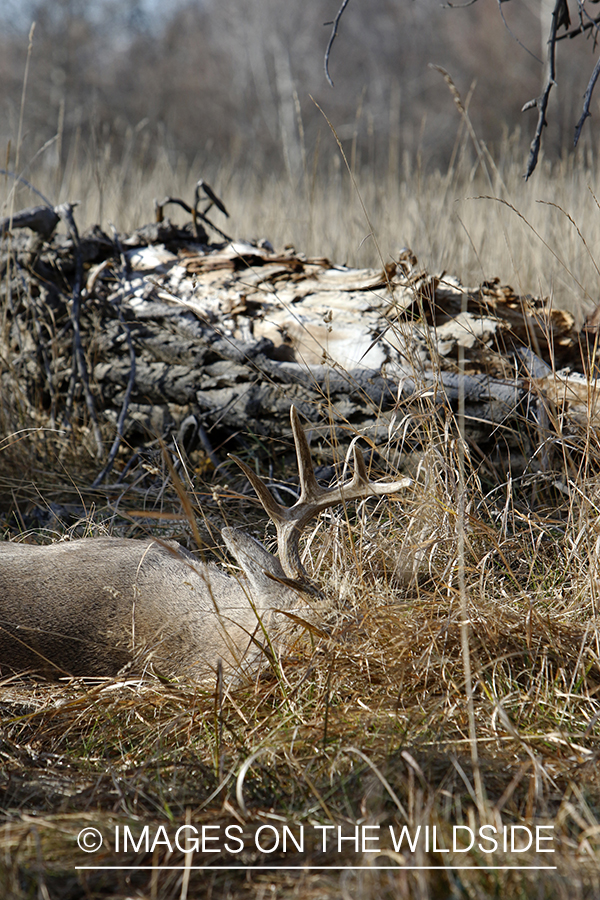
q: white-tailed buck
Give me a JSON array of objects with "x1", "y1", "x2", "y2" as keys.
[{"x1": 0, "y1": 408, "x2": 410, "y2": 682}]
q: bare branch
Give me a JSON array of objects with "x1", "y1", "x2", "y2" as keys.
[
  {"x1": 91, "y1": 233, "x2": 135, "y2": 488},
  {"x1": 324, "y1": 0, "x2": 351, "y2": 88},
  {"x1": 154, "y1": 193, "x2": 233, "y2": 242},
  {"x1": 557, "y1": 0, "x2": 600, "y2": 41},
  {"x1": 575, "y1": 53, "x2": 600, "y2": 144},
  {"x1": 523, "y1": 0, "x2": 569, "y2": 180},
  {"x1": 557, "y1": 18, "x2": 600, "y2": 39},
  {"x1": 56, "y1": 202, "x2": 104, "y2": 458},
  {"x1": 196, "y1": 179, "x2": 229, "y2": 218}
]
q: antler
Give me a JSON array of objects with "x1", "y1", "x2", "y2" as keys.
[{"x1": 229, "y1": 406, "x2": 412, "y2": 585}]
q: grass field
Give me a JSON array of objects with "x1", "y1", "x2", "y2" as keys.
[{"x1": 2, "y1": 125, "x2": 600, "y2": 898}]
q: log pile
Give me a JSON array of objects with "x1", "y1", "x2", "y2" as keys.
[{"x1": 1, "y1": 199, "x2": 597, "y2": 482}]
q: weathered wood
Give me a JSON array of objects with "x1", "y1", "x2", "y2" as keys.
[
  {"x1": 0, "y1": 204, "x2": 595, "y2": 482},
  {"x1": 0, "y1": 204, "x2": 59, "y2": 239}
]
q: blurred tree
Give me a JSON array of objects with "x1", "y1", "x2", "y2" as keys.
[{"x1": 0, "y1": 0, "x2": 597, "y2": 184}]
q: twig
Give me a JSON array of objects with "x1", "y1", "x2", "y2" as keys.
[
  {"x1": 574, "y1": 53, "x2": 600, "y2": 145},
  {"x1": 440, "y1": 0, "x2": 595, "y2": 175},
  {"x1": 30, "y1": 294, "x2": 58, "y2": 427},
  {"x1": 522, "y1": 0, "x2": 568, "y2": 180},
  {"x1": 56, "y1": 202, "x2": 104, "y2": 458},
  {"x1": 194, "y1": 208, "x2": 232, "y2": 242},
  {"x1": 154, "y1": 194, "x2": 232, "y2": 242},
  {"x1": 91, "y1": 315, "x2": 136, "y2": 486},
  {"x1": 196, "y1": 179, "x2": 229, "y2": 217},
  {"x1": 496, "y1": 0, "x2": 542, "y2": 63},
  {"x1": 92, "y1": 230, "x2": 137, "y2": 487},
  {"x1": 0, "y1": 168, "x2": 53, "y2": 208},
  {"x1": 557, "y1": 0, "x2": 600, "y2": 42},
  {"x1": 324, "y1": 0, "x2": 351, "y2": 87},
  {"x1": 557, "y1": 18, "x2": 599, "y2": 39}
]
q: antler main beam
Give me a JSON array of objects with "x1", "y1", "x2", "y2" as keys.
[{"x1": 230, "y1": 406, "x2": 412, "y2": 585}]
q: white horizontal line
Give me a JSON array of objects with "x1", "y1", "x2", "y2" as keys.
[{"x1": 75, "y1": 865, "x2": 557, "y2": 871}]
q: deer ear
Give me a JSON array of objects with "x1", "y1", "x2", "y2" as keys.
[{"x1": 221, "y1": 527, "x2": 286, "y2": 586}]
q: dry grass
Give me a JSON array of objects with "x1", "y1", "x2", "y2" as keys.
[
  {"x1": 3, "y1": 121, "x2": 600, "y2": 897},
  {"x1": 2, "y1": 392, "x2": 600, "y2": 897}
]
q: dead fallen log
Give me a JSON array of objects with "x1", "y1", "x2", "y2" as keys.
[{"x1": 0, "y1": 201, "x2": 596, "y2": 484}]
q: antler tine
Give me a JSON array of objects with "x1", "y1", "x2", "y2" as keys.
[
  {"x1": 228, "y1": 453, "x2": 287, "y2": 526},
  {"x1": 228, "y1": 406, "x2": 322, "y2": 522},
  {"x1": 348, "y1": 443, "x2": 412, "y2": 498},
  {"x1": 290, "y1": 406, "x2": 323, "y2": 503},
  {"x1": 350, "y1": 442, "x2": 369, "y2": 488}
]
